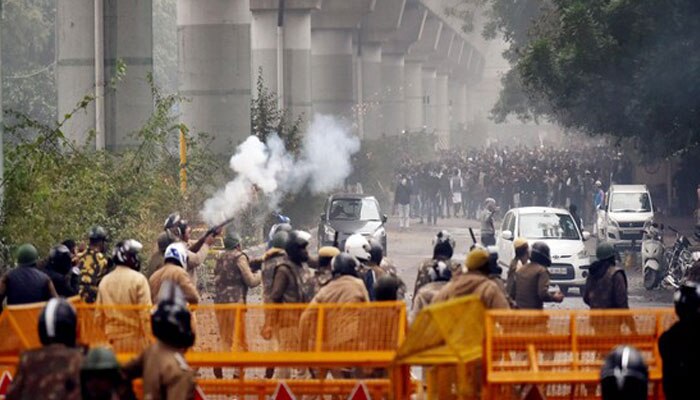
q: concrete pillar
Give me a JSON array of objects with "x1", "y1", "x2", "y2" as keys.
[
  {"x1": 435, "y1": 73, "x2": 449, "y2": 149},
  {"x1": 449, "y1": 80, "x2": 467, "y2": 145},
  {"x1": 178, "y1": 0, "x2": 251, "y2": 151},
  {"x1": 421, "y1": 67, "x2": 436, "y2": 134},
  {"x1": 404, "y1": 60, "x2": 423, "y2": 132},
  {"x1": 311, "y1": 29, "x2": 355, "y2": 119},
  {"x1": 360, "y1": 43, "x2": 382, "y2": 139},
  {"x1": 104, "y1": 0, "x2": 154, "y2": 150},
  {"x1": 56, "y1": 0, "x2": 96, "y2": 146},
  {"x1": 381, "y1": 53, "x2": 405, "y2": 137},
  {"x1": 251, "y1": 4, "x2": 315, "y2": 122}
]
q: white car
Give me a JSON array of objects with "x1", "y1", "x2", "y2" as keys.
[{"x1": 497, "y1": 207, "x2": 592, "y2": 293}]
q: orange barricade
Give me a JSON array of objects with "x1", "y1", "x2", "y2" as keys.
[
  {"x1": 0, "y1": 301, "x2": 409, "y2": 399},
  {"x1": 483, "y1": 308, "x2": 677, "y2": 400}
]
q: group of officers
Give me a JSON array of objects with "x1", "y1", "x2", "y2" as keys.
[{"x1": 1, "y1": 210, "x2": 700, "y2": 399}]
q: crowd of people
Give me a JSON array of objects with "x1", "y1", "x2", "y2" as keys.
[{"x1": 393, "y1": 144, "x2": 633, "y2": 227}]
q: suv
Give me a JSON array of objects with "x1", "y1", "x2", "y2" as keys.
[
  {"x1": 596, "y1": 184, "x2": 654, "y2": 250},
  {"x1": 497, "y1": 207, "x2": 591, "y2": 293},
  {"x1": 318, "y1": 194, "x2": 388, "y2": 252}
]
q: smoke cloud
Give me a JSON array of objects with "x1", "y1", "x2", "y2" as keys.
[{"x1": 200, "y1": 114, "x2": 360, "y2": 225}]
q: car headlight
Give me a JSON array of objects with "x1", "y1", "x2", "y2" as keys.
[
  {"x1": 324, "y1": 225, "x2": 336, "y2": 241},
  {"x1": 608, "y1": 217, "x2": 620, "y2": 228},
  {"x1": 373, "y1": 227, "x2": 386, "y2": 239}
]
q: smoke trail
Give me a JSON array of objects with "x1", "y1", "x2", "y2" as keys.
[{"x1": 200, "y1": 114, "x2": 360, "y2": 225}]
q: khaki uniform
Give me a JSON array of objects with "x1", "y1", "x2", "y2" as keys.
[
  {"x1": 509, "y1": 261, "x2": 557, "y2": 310},
  {"x1": 149, "y1": 263, "x2": 199, "y2": 304},
  {"x1": 96, "y1": 265, "x2": 152, "y2": 352},
  {"x1": 6, "y1": 344, "x2": 83, "y2": 400},
  {"x1": 123, "y1": 342, "x2": 195, "y2": 400},
  {"x1": 145, "y1": 250, "x2": 164, "y2": 278},
  {"x1": 432, "y1": 270, "x2": 511, "y2": 309},
  {"x1": 413, "y1": 258, "x2": 462, "y2": 303},
  {"x1": 410, "y1": 281, "x2": 447, "y2": 323},
  {"x1": 180, "y1": 240, "x2": 210, "y2": 289},
  {"x1": 261, "y1": 248, "x2": 287, "y2": 304}
]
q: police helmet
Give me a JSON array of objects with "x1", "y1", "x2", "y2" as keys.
[
  {"x1": 432, "y1": 230, "x2": 455, "y2": 260},
  {"x1": 285, "y1": 230, "x2": 311, "y2": 263},
  {"x1": 269, "y1": 230, "x2": 290, "y2": 250},
  {"x1": 374, "y1": 276, "x2": 401, "y2": 301},
  {"x1": 345, "y1": 234, "x2": 371, "y2": 262},
  {"x1": 48, "y1": 244, "x2": 73, "y2": 274},
  {"x1": 428, "y1": 260, "x2": 452, "y2": 282},
  {"x1": 152, "y1": 281, "x2": 195, "y2": 349},
  {"x1": 164, "y1": 213, "x2": 188, "y2": 240},
  {"x1": 600, "y1": 345, "x2": 648, "y2": 400},
  {"x1": 332, "y1": 253, "x2": 360, "y2": 277},
  {"x1": 88, "y1": 226, "x2": 109, "y2": 242},
  {"x1": 368, "y1": 238, "x2": 384, "y2": 265},
  {"x1": 163, "y1": 242, "x2": 189, "y2": 268},
  {"x1": 224, "y1": 231, "x2": 242, "y2": 250},
  {"x1": 674, "y1": 281, "x2": 700, "y2": 322},
  {"x1": 113, "y1": 239, "x2": 143, "y2": 270},
  {"x1": 530, "y1": 242, "x2": 552, "y2": 267},
  {"x1": 16, "y1": 243, "x2": 39, "y2": 267},
  {"x1": 38, "y1": 298, "x2": 77, "y2": 347}
]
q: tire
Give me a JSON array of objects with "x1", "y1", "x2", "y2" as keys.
[{"x1": 644, "y1": 268, "x2": 659, "y2": 290}]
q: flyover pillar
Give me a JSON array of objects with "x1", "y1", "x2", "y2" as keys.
[
  {"x1": 56, "y1": 0, "x2": 96, "y2": 146},
  {"x1": 311, "y1": 28, "x2": 355, "y2": 119},
  {"x1": 421, "y1": 67, "x2": 437, "y2": 134},
  {"x1": 250, "y1": 0, "x2": 320, "y2": 124},
  {"x1": 104, "y1": 0, "x2": 154, "y2": 149},
  {"x1": 435, "y1": 72, "x2": 450, "y2": 149},
  {"x1": 178, "y1": 0, "x2": 251, "y2": 151},
  {"x1": 380, "y1": 53, "x2": 405, "y2": 137},
  {"x1": 360, "y1": 43, "x2": 383, "y2": 138},
  {"x1": 404, "y1": 60, "x2": 423, "y2": 133}
]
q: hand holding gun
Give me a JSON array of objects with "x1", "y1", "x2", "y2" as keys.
[{"x1": 190, "y1": 217, "x2": 235, "y2": 253}]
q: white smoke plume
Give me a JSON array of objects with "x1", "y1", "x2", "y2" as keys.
[{"x1": 200, "y1": 114, "x2": 360, "y2": 225}]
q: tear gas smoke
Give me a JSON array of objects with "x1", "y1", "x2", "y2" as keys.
[{"x1": 200, "y1": 114, "x2": 360, "y2": 225}]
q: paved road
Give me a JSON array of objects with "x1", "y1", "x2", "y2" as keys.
[{"x1": 382, "y1": 216, "x2": 674, "y2": 310}]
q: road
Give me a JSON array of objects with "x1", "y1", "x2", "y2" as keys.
[{"x1": 382, "y1": 216, "x2": 674, "y2": 309}]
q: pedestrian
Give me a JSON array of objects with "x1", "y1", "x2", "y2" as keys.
[
  {"x1": 480, "y1": 198, "x2": 497, "y2": 246},
  {"x1": 450, "y1": 169, "x2": 464, "y2": 217},
  {"x1": 410, "y1": 260, "x2": 451, "y2": 323},
  {"x1": 0, "y1": 243, "x2": 57, "y2": 311},
  {"x1": 80, "y1": 347, "x2": 135, "y2": 400},
  {"x1": 594, "y1": 180, "x2": 605, "y2": 211},
  {"x1": 44, "y1": 244, "x2": 80, "y2": 298},
  {"x1": 600, "y1": 345, "x2": 648, "y2": 400},
  {"x1": 145, "y1": 232, "x2": 172, "y2": 278},
  {"x1": 583, "y1": 243, "x2": 629, "y2": 309},
  {"x1": 149, "y1": 242, "x2": 199, "y2": 305},
  {"x1": 95, "y1": 240, "x2": 152, "y2": 352},
  {"x1": 122, "y1": 282, "x2": 196, "y2": 400},
  {"x1": 394, "y1": 175, "x2": 412, "y2": 229},
  {"x1": 6, "y1": 298, "x2": 83, "y2": 400},
  {"x1": 508, "y1": 242, "x2": 564, "y2": 309},
  {"x1": 413, "y1": 231, "x2": 461, "y2": 302},
  {"x1": 432, "y1": 247, "x2": 510, "y2": 309},
  {"x1": 212, "y1": 231, "x2": 261, "y2": 379},
  {"x1": 77, "y1": 226, "x2": 111, "y2": 303},
  {"x1": 659, "y1": 281, "x2": 700, "y2": 400},
  {"x1": 569, "y1": 204, "x2": 583, "y2": 232}
]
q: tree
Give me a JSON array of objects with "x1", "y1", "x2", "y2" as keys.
[{"x1": 518, "y1": 0, "x2": 700, "y2": 156}]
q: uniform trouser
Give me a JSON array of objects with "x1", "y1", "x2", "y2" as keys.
[
  {"x1": 214, "y1": 308, "x2": 246, "y2": 379},
  {"x1": 273, "y1": 326, "x2": 308, "y2": 379},
  {"x1": 398, "y1": 204, "x2": 410, "y2": 228}
]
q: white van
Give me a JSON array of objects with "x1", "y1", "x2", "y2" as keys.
[{"x1": 596, "y1": 184, "x2": 654, "y2": 249}]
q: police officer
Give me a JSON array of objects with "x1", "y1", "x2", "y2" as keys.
[
  {"x1": 163, "y1": 212, "x2": 215, "y2": 287},
  {"x1": 315, "y1": 246, "x2": 340, "y2": 288},
  {"x1": 81, "y1": 347, "x2": 133, "y2": 400},
  {"x1": 584, "y1": 242, "x2": 629, "y2": 309},
  {"x1": 433, "y1": 247, "x2": 510, "y2": 309},
  {"x1": 6, "y1": 298, "x2": 83, "y2": 400},
  {"x1": 96, "y1": 240, "x2": 152, "y2": 352},
  {"x1": 44, "y1": 244, "x2": 80, "y2": 297},
  {"x1": 149, "y1": 243, "x2": 199, "y2": 305},
  {"x1": 123, "y1": 282, "x2": 196, "y2": 400},
  {"x1": 78, "y1": 226, "x2": 111, "y2": 303},
  {"x1": 506, "y1": 238, "x2": 529, "y2": 300},
  {"x1": 480, "y1": 198, "x2": 497, "y2": 246},
  {"x1": 509, "y1": 242, "x2": 564, "y2": 309},
  {"x1": 659, "y1": 281, "x2": 700, "y2": 400},
  {"x1": 413, "y1": 230, "x2": 460, "y2": 302},
  {"x1": 145, "y1": 232, "x2": 173, "y2": 278},
  {"x1": 600, "y1": 345, "x2": 648, "y2": 400},
  {"x1": 361, "y1": 238, "x2": 406, "y2": 301},
  {"x1": 0, "y1": 244, "x2": 57, "y2": 310},
  {"x1": 410, "y1": 260, "x2": 451, "y2": 323}
]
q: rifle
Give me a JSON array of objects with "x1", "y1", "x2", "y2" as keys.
[
  {"x1": 468, "y1": 227, "x2": 478, "y2": 250},
  {"x1": 190, "y1": 216, "x2": 236, "y2": 253}
]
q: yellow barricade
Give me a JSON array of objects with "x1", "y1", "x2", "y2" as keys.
[
  {"x1": 0, "y1": 300, "x2": 408, "y2": 399},
  {"x1": 484, "y1": 308, "x2": 677, "y2": 400}
]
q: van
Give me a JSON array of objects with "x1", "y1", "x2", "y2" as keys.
[{"x1": 596, "y1": 184, "x2": 654, "y2": 249}]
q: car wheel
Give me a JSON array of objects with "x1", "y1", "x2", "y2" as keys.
[{"x1": 644, "y1": 268, "x2": 659, "y2": 290}]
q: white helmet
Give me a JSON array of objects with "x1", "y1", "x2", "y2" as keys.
[
  {"x1": 344, "y1": 234, "x2": 371, "y2": 262},
  {"x1": 164, "y1": 242, "x2": 189, "y2": 268},
  {"x1": 595, "y1": 180, "x2": 602, "y2": 187}
]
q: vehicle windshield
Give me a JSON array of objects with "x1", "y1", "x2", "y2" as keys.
[
  {"x1": 610, "y1": 192, "x2": 652, "y2": 213},
  {"x1": 328, "y1": 198, "x2": 381, "y2": 221},
  {"x1": 519, "y1": 213, "x2": 581, "y2": 240}
]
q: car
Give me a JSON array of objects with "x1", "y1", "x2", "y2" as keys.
[
  {"x1": 318, "y1": 194, "x2": 388, "y2": 252},
  {"x1": 497, "y1": 207, "x2": 592, "y2": 293},
  {"x1": 596, "y1": 184, "x2": 654, "y2": 250}
]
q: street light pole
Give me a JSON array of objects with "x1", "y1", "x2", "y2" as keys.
[{"x1": 276, "y1": 0, "x2": 285, "y2": 111}]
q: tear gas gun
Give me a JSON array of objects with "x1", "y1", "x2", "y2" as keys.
[{"x1": 190, "y1": 216, "x2": 236, "y2": 253}]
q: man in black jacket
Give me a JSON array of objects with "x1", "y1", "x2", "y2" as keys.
[
  {"x1": 0, "y1": 244, "x2": 57, "y2": 311},
  {"x1": 394, "y1": 175, "x2": 412, "y2": 229}
]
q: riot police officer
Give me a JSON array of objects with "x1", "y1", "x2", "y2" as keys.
[
  {"x1": 0, "y1": 244, "x2": 57, "y2": 310},
  {"x1": 600, "y1": 345, "x2": 648, "y2": 400}
]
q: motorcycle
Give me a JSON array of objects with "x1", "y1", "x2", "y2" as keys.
[
  {"x1": 641, "y1": 221, "x2": 665, "y2": 290},
  {"x1": 662, "y1": 226, "x2": 693, "y2": 289}
]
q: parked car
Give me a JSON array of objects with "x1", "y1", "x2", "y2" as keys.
[
  {"x1": 596, "y1": 184, "x2": 654, "y2": 250},
  {"x1": 318, "y1": 194, "x2": 388, "y2": 252},
  {"x1": 497, "y1": 207, "x2": 591, "y2": 293}
]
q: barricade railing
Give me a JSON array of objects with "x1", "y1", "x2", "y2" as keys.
[
  {"x1": 483, "y1": 308, "x2": 677, "y2": 400},
  {"x1": 0, "y1": 300, "x2": 409, "y2": 399}
]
